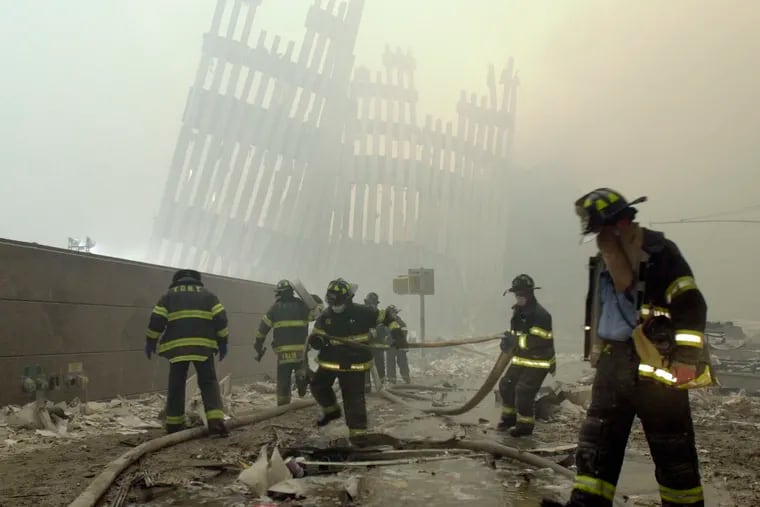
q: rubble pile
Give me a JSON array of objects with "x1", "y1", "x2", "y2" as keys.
[{"x1": 0, "y1": 382, "x2": 279, "y2": 455}]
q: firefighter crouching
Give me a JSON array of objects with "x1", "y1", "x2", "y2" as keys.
[
  {"x1": 145, "y1": 269, "x2": 229, "y2": 436},
  {"x1": 254, "y1": 280, "x2": 319, "y2": 406},
  {"x1": 498, "y1": 274, "x2": 555, "y2": 437},
  {"x1": 542, "y1": 188, "x2": 713, "y2": 507},
  {"x1": 308, "y1": 278, "x2": 407, "y2": 443}
]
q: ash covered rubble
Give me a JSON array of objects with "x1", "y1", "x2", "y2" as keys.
[{"x1": 0, "y1": 381, "x2": 279, "y2": 454}]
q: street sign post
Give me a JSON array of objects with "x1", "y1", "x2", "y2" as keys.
[{"x1": 393, "y1": 267, "x2": 434, "y2": 366}]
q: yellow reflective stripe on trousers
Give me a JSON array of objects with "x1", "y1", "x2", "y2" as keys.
[
  {"x1": 638, "y1": 363, "x2": 676, "y2": 384},
  {"x1": 323, "y1": 404, "x2": 341, "y2": 414},
  {"x1": 159, "y1": 337, "x2": 219, "y2": 353},
  {"x1": 146, "y1": 329, "x2": 161, "y2": 339},
  {"x1": 166, "y1": 415, "x2": 186, "y2": 425},
  {"x1": 573, "y1": 475, "x2": 616, "y2": 501},
  {"x1": 205, "y1": 409, "x2": 224, "y2": 421},
  {"x1": 152, "y1": 305, "x2": 169, "y2": 318},
  {"x1": 512, "y1": 356, "x2": 554, "y2": 369},
  {"x1": 529, "y1": 326, "x2": 553, "y2": 339},
  {"x1": 349, "y1": 428, "x2": 368, "y2": 436},
  {"x1": 666, "y1": 276, "x2": 698, "y2": 303},
  {"x1": 517, "y1": 415, "x2": 535, "y2": 424},
  {"x1": 659, "y1": 484, "x2": 704, "y2": 504},
  {"x1": 169, "y1": 355, "x2": 210, "y2": 363},
  {"x1": 167, "y1": 310, "x2": 213, "y2": 321},
  {"x1": 211, "y1": 303, "x2": 224, "y2": 316},
  {"x1": 502, "y1": 406, "x2": 515, "y2": 415},
  {"x1": 274, "y1": 344, "x2": 306, "y2": 353},
  {"x1": 318, "y1": 359, "x2": 373, "y2": 371},
  {"x1": 273, "y1": 320, "x2": 309, "y2": 328},
  {"x1": 674, "y1": 330, "x2": 704, "y2": 348}
]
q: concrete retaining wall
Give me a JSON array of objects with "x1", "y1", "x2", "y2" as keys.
[{"x1": 0, "y1": 238, "x2": 277, "y2": 406}]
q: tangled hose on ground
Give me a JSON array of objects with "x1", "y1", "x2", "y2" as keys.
[
  {"x1": 422, "y1": 351, "x2": 512, "y2": 415},
  {"x1": 375, "y1": 351, "x2": 514, "y2": 416},
  {"x1": 68, "y1": 400, "x2": 316, "y2": 507}
]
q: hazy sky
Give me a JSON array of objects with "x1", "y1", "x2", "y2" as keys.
[{"x1": 2, "y1": 0, "x2": 759, "y2": 321}]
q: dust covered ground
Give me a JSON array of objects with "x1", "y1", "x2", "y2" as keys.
[{"x1": 0, "y1": 352, "x2": 758, "y2": 506}]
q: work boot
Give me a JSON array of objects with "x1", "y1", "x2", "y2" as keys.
[
  {"x1": 316, "y1": 407, "x2": 342, "y2": 427},
  {"x1": 496, "y1": 415, "x2": 516, "y2": 432},
  {"x1": 166, "y1": 423, "x2": 186, "y2": 435},
  {"x1": 509, "y1": 424, "x2": 534, "y2": 438},
  {"x1": 207, "y1": 419, "x2": 230, "y2": 438}
]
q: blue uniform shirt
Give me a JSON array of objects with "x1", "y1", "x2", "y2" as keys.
[{"x1": 597, "y1": 271, "x2": 637, "y2": 341}]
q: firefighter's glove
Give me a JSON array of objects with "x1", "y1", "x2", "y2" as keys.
[
  {"x1": 217, "y1": 342, "x2": 228, "y2": 362},
  {"x1": 500, "y1": 332, "x2": 515, "y2": 353},
  {"x1": 643, "y1": 316, "x2": 676, "y2": 356},
  {"x1": 144, "y1": 340, "x2": 157, "y2": 359},
  {"x1": 254, "y1": 339, "x2": 266, "y2": 362},
  {"x1": 309, "y1": 334, "x2": 325, "y2": 350},
  {"x1": 391, "y1": 329, "x2": 408, "y2": 349}
]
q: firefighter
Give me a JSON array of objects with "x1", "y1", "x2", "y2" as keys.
[
  {"x1": 386, "y1": 305, "x2": 411, "y2": 384},
  {"x1": 308, "y1": 278, "x2": 407, "y2": 443},
  {"x1": 542, "y1": 188, "x2": 713, "y2": 507},
  {"x1": 363, "y1": 292, "x2": 387, "y2": 391},
  {"x1": 145, "y1": 269, "x2": 229, "y2": 436},
  {"x1": 254, "y1": 280, "x2": 319, "y2": 406},
  {"x1": 497, "y1": 274, "x2": 555, "y2": 437}
]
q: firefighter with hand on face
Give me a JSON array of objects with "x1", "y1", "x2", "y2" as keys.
[
  {"x1": 308, "y1": 278, "x2": 407, "y2": 444},
  {"x1": 145, "y1": 269, "x2": 229, "y2": 436},
  {"x1": 542, "y1": 188, "x2": 713, "y2": 507},
  {"x1": 254, "y1": 280, "x2": 319, "y2": 406},
  {"x1": 497, "y1": 274, "x2": 555, "y2": 437}
]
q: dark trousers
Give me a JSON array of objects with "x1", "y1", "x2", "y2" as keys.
[
  {"x1": 276, "y1": 352, "x2": 307, "y2": 406},
  {"x1": 166, "y1": 359, "x2": 224, "y2": 429},
  {"x1": 569, "y1": 341, "x2": 703, "y2": 507},
  {"x1": 498, "y1": 363, "x2": 548, "y2": 431},
  {"x1": 386, "y1": 348, "x2": 410, "y2": 383},
  {"x1": 311, "y1": 367, "x2": 367, "y2": 434}
]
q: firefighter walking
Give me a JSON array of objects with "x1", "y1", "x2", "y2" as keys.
[
  {"x1": 363, "y1": 292, "x2": 387, "y2": 391},
  {"x1": 497, "y1": 274, "x2": 555, "y2": 437},
  {"x1": 543, "y1": 188, "x2": 713, "y2": 507},
  {"x1": 385, "y1": 305, "x2": 411, "y2": 384},
  {"x1": 254, "y1": 280, "x2": 319, "y2": 406},
  {"x1": 308, "y1": 278, "x2": 407, "y2": 444},
  {"x1": 145, "y1": 269, "x2": 229, "y2": 436}
]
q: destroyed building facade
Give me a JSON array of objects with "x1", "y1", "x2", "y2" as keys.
[{"x1": 148, "y1": 0, "x2": 518, "y2": 336}]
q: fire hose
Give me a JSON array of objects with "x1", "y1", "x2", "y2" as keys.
[{"x1": 70, "y1": 335, "x2": 598, "y2": 506}]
